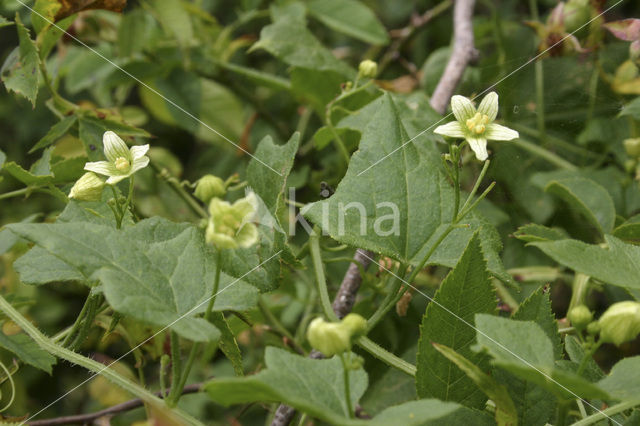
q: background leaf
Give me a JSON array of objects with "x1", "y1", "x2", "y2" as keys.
[
  {"x1": 9, "y1": 218, "x2": 261, "y2": 342},
  {"x1": 432, "y1": 343, "x2": 518, "y2": 426},
  {"x1": 544, "y1": 177, "x2": 616, "y2": 235},
  {"x1": 1, "y1": 15, "x2": 39, "y2": 106},
  {"x1": 416, "y1": 234, "x2": 496, "y2": 408},
  {"x1": 205, "y1": 347, "x2": 367, "y2": 424},
  {"x1": 531, "y1": 235, "x2": 640, "y2": 289},
  {"x1": 307, "y1": 0, "x2": 389, "y2": 45},
  {"x1": 252, "y1": 19, "x2": 354, "y2": 77},
  {"x1": 0, "y1": 331, "x2": 56, "y2": 374},
  {"x1": 474, "y1": 314, "x2": 608, "y2": 400}
]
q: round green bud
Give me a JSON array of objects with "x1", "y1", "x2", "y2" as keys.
[
  {"x1": 598, "y1": 301, "x2": 640, "y2": 346},
  {"x1": 625, "y1": 159, "x2": 637, "y2": 174},
  {"x1": 306, "y1": 317, "x2": 351, "y2": 357},
  {"x1": 341, "y1": 313, "x2": 367, "y2": 337},
  {"x1": 563, "y1": 0, "x2": 591, "y2": 34},
  {"x1": 358, "y1": 59, "x2": 378, "y2": 79},
  {"x1": 69, "y1": 172, "x2": 105, "y2": 202},
  {"x1": 587, "y1": 321, "x2": 600, "y2": 335},
  {"x1": 567, "y1": 305, "x2": 593, "y2": 328},
  {"x1": 194, "y1": 175, "x2": 226, "y2": 203},
  {"x1": 624, "y1": 138, "x2": 640, "y2": 159}
]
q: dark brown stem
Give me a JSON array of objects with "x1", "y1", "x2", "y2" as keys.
[
  {"x1": 429, "y1": 0, "x2": 479, "y2": 115},
  {"x1": 332, "y1": 249, "x2": 375, "y2": 319},
  {"x1": 271, "y1": 250, "x2": 374, "y2": 426},
  {"x1": 27, "y1": 383, "x2": 202, "y2": 426}
]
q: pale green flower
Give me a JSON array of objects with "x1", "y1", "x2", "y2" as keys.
[
  {"x1": 205, "y1": 193, "x2": 259, "y2": 249},
  {"x1": 69, "y1": 172, "x2": 105, "y2": 201},
  {"x1": 598, "y1": 301, "x2": 640, "y2": 346},
  {"x1": 84, "y1": 131, "x2": 150, "y2": 184},
  {"x1": 434, "y1": 92, "x2": 519, "y2": 161}
]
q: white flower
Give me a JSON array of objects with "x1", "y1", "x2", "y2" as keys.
[
  {"x1": 84, "y1": 131, "x2": 150, "y2": 184},
  {"x1": 434, "y1": 92, "x2": 519, "y2": 161}
]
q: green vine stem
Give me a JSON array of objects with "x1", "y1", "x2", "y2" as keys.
[
  {"x1": 150, "y1": 162, "x2": 208, "y2": 219},
  {"x1": 528, "y1": 0, "x2": 546, "y2": 145},
  {"x1": 324, "y1": 81, "x2": 375, "y2": 166},
  {"x1": 576, "y1": 340, "x2": 602, "y2": 376},
  {"x1": 168, "y1": 250, "x2": 222, "y2": 406},
  {"x1": 339, "y1": 353, "x2": 354, "y2": 418},
  {"x1": 309, "y1": 229, "x2": 338, "y2": 322},
  {"x1": 0, "y1": 294, "x2": 204, "y2": 425},
  {"x1": 366, "y1": 264, "x2": 409, "y2": 330},
  {"x1": 356, "y1": 337, "x2": 416, "y2": 376},
  {"x1": 568, "y1": 273, "x2": 591, "y2": 313},
  {"x1": 309, "y1": 230, "x2": 417, "y2": 376},
  {"x1": 571, "y1": 400, "x2": 640, "y2": 426},
  {"x1": 512, "y1": 138, "x2": 578, "y2": 170},
  {"x1": 167, "y1": 330, "x2": 183, "y2": 406}
]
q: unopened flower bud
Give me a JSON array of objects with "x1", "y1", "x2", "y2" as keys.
[
  {"x1": 69, "y1": 172, "x2": 105, "y2": 201},
  {"x1": 568, "y1": 305, "x2": 593, "y2": 328},
  {"x1": 563, "y1": 0, "x2": 591, "y2": 34},
  {"x1": 194, "y1": 175, "x2": 226, "y2": 203},
  {"x1": 306, "y1": 318, "x2": 351, "y2": 357},
  {"x1": 587, "y1": 321, "x2": 600, "y2": 335},
  {"x1": 624, "y1": 138, "x2": 640, "y2": 159},
  {"x1": 598, "y1": 301, "x2": 640, "y2": 346},
  {"x1": 341, "y1": 313, "x2": 367, "y2": 337},
  {"x1": 306, "y1": 314, "x2": 367, "y2": 357},
  {"x1": 358, "y1": 59, "x2": 378, "y2": 79}
]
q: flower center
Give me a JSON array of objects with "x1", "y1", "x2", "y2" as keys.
[
  {"x1": 114, "y1": 157, "x2": 130, "y2": 172},
  {"x1": 466, "y1": 112, "x2": 490, "y2": 135}
]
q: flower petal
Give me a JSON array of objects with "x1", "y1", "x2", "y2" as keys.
[
  {"x1": 485, "y1": 123, "x2": 519, "y2": 141},
  {"x1": 103, "y1": 131, "x2": 131, "y2": 162},
  {"x1": 84, "y1": 161, "x2": 118, "y2": 177},
  {"x1": 477, "y1": 92, "x2": 499, "y2": 121},
  {"x1": 209, "y1": 198, "x2": 232, "y2": 218},
  {"x1": 105, "y1": 174, "x2": 129, "y2": 185},
  {"x1": 206, "y1": 222, "x2": 238, "y2": 249},
  {"x1": 236, "y1": 223, "x2": 259, "y2": 248},
  {"x1": 450, "y1": 95, "x2": 476, "y2": 122},
  {"x1": 130, "y1": 156, "x2": 150, "y2": 174},
  {"x1": 434, "y1": 121, "x2": 466, "y2": 138},
  {"x1": 130, "y1": 144, "x2": 150, "y2": 160},
  {"x1": 233, "y1": 193, "x2": 257, "y2": 221},
  {"x1": 467, "y1": 137, "x2": 488, "y2": 161}
]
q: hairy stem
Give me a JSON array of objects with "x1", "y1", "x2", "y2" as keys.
[
  {"x1": 309, "y1": 230, "x2": 338, "y2": 322},
  {"x1": 339, "y1": 353, "x2": 354, "y2": 418},
  {"x1": 571, "y1": 400, "x2": 640, "y2": 426},
  {"x1": 356, "y1": 337, "x2": 416, "y2": 376},
  {"x1": 512, "y1": 138, "x2": 578, "y2": 170}
]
